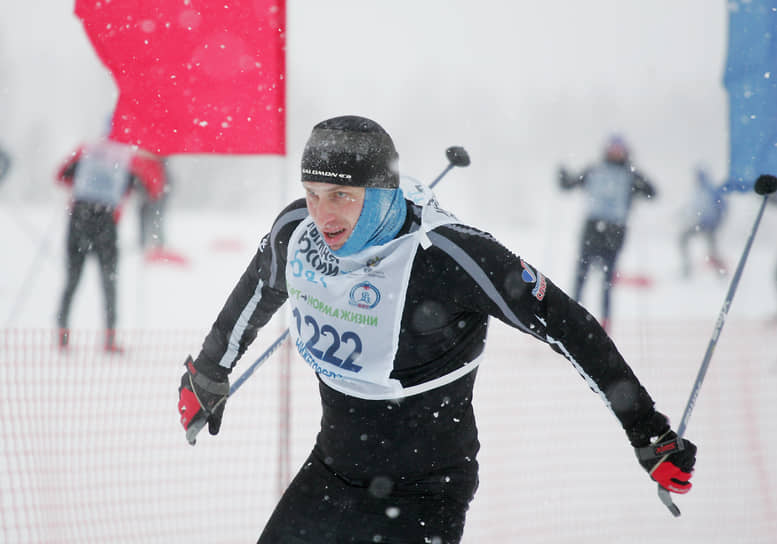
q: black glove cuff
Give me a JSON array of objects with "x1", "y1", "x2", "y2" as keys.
[
  {"x1": 191, "y1": 353, "x2": 231, "y2": 382},
  {"x1": 191, "y1": 371, "x2": 229, "y2": 396},
  {"x1": 184, "y1": 356, "x2": 229, "y2": 396},
  {"x1": 634, "y1": 433, "x2": 685, "y2": 463}
]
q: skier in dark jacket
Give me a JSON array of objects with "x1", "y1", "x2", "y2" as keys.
[
  {"x1": 178, "y1": 117, "x2": 695, "y2": 543},
  {"x1": 558, "y1": 135, "x2": 657, "y2": 331}
]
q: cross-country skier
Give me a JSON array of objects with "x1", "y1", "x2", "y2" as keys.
[
  {"x1": 136, "y1": 151, "x2": 170, "y2": 252},
  {"x1": 0, "y1": 144, "x2": 11, "y2": 183},
  {"x1": 178, "y1": 116, "x2": 695, "y2": 543},
  {"x1": 558, "y1": 135, "x2": 658, "y2": 331},
  {"x1": 56, "y1": 137, "x2": 164, "y2": 352},
  {"x1": 678, "y1": 166, "x2": 729, "y2": 277}
]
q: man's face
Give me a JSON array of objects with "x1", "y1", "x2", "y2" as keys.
[
  {"x1": 302, "y1": 181, "x2": 365, "y2": 251},
  {"x1": 605, "y1": 143, "x2": 628, "y2": 163}
]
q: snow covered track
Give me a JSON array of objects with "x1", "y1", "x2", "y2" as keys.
[{"x1": 0, "y1": 320, "x2": 774, "y2": 543}]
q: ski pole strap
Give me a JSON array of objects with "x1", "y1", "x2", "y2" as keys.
[
  {"x1": 635, "y1": 436, "x2": 685, "y2": 463},
  {"x1": 190, "y1": 370, "x2": 228, "y2": 397}
]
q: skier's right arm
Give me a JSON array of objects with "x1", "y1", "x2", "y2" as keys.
[
  {"x1": 631, "y1": 170, "x2": 658, "y2": 199},
  {"x1": 178, "y1": 200, "x2": 308, "y2": 437},
  {"x1": 194, "y1": 199, "x2": 308, "y2": 381},
  {"x1": 558, "y1": 165, "x2": 589, "y2": 190},
  {"x1": 193, "y1": 240, "x2": 289, "y2": 378}
]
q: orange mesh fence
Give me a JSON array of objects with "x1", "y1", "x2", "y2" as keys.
[
  {"x1": 0, "y1": 328, "x2": 284, "y2": 544},
  {"x1": 1, "y1": 321, "x2": 776, "y2": 543}
]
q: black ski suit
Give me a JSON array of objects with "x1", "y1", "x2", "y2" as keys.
[{"x1": 192, "y1": 196, "x2": 658, "y2": 543}]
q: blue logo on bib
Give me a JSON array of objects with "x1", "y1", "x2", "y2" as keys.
[{"x1": 349, "y1": 282, "x2": 381, "y2": 310}]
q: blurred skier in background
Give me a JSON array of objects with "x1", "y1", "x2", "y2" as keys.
[
  {"x1": 0, "y1": 144, "x2": 11, "y2": 183},
  {"x1": 133, "y1": 151, "x2": 176, "y2": 261},
  {"x1": 178, "y1": 116, "x2": 695, "y2": 543},
  {"x1": 138, "y1": 155, "x2": 168, "y2": 250},
  {"x1": 56, "y1": 137, "x2": 164, "y2": 352},
  {"x1": 558, "y1": 134, "x2": 657, "y2": 331},
  {"x1": 678, "y1": 166, "x2": 728, "y2": 277},
  {"x1": 135, "y1": 153, "x2": 189, "y2": 265}
]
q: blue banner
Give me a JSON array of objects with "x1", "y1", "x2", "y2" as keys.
[{"x1": 724, "y1": 0, "x2": 777, "y2": 191}]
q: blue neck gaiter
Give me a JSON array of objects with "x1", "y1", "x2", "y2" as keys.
[{"x1": 333, "y1": 187, "x2": 407, "y2": 258}]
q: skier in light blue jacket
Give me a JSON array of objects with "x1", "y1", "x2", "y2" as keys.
[{"x1": 559, "y1": 135, "x2": 657, "y2": 331}]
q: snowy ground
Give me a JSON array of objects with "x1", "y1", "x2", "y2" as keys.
[{"x1": 1, "y1": 179, "x2": 775, "y2": 543}]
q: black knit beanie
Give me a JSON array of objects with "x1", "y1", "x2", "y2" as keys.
[{"x1": 301, "y1": 116, "x2": 399, "y2": 188}]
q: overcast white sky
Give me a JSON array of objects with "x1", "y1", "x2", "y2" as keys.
[{"x1": 0, "y1": 2, "x2": 729, "y2": 220}]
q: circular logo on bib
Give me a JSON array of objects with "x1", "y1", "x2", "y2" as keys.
[{"x1": 349, "y1": 281, "x2": 381, "y2": 309}]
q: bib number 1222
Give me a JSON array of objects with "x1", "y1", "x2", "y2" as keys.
[{"x1": 292, "y1": 307, "x2": 363, "y2": 372}]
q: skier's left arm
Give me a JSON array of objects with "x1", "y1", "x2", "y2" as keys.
[
  {"x1": 558, "y1": 165, "x2": 591, "y2": 190},
  {"x1": 530, "y1": 272, "x2": 695, "y2": 494},
  {"x1": 631, "y1": 169, "x2": 658, "y2": 200},
  {"x1": 443, "y1": 226, "x2": 696, "y2": 494},
  {"x1": 129, "y1": 152, "x2": 166, "y2": 200},
  {"x1": 55, "y1": 147, "x2": 85, "y2": 186}
]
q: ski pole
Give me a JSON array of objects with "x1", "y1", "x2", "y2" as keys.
[
  {"x1": 186, "y1": 329, "x2": 290, "y2": 445},
  {"x1": 187, "y1": 145, "x2": 471, "y2": 445},
  {"x1": 657, "y1": 174, "x2": 777, "y2": 516},
  {"x1": 430, "y1": 146, "x2": 470, "y2": 188},
  {"x1": 5, "y1": 212, "x2": 60, "y2": 326}
]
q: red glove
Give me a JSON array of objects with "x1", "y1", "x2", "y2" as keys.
[
  {"x1": 178, "y1": 356, "x2": 229, "y2": 444},
  {"x1": 651, "y1": 457, "x2": 693, "y2": 493},
  {"x1": 628, "y1": 412, "x2": 697, "y2": 494}
]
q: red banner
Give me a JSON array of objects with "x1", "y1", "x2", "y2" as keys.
[{"x1": 76, "y1": 0, "x2": 286, "y2": 155}]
